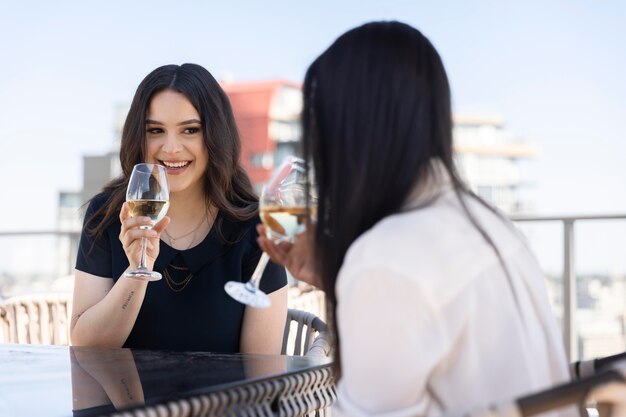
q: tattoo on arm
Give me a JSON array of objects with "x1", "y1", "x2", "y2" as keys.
[
  {"x1": 120, "y1": 378, "x2": 134, "y2": 400},
  {"x1": 122, "y1": 291, "x2": 135, "y2": 310}
]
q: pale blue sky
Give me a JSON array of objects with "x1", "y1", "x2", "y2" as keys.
[{"x1": 1, "y1": 0, "x2": 625, "y2": 273}]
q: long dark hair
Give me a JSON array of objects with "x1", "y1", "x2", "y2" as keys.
[
  {"x1": 303, "y1": 21, "x2": 512, "y2": 377},
  {"x1": 86, "y1": 63, "x2": 258, "y2": 241}
]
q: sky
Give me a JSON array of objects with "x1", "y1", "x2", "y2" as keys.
[{"x1": 0, "y1": 0, "x2": 625, "y2": 274}]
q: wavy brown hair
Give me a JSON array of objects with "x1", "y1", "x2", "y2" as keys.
[{"x1": 86, "y1": 63, "x2": 258, "y2": 241}]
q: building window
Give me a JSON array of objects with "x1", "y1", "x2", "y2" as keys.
[{"x1": 250, "y1": 153, "x2": 274, "y2": 169}]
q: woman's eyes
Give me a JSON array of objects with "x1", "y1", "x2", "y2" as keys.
[
  {"x1": 183, "y1": 127, "x2": 200, "y2": 134},
  {"x1": 145, "y1": 127, "x2": 201, "y2": 135}
]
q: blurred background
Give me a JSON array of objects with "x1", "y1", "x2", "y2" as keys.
[{"x1": 0, "y1": 0, "x2": 625, "y2": 359}]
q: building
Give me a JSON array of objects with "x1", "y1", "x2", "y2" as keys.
[
  {"x1": 222, "y1": 80, "x2": 302, "y2": 191},
  {"x1": 224, "y1": 83, "x2": 537, "y2": 213},
  {"x1": 53, "y1": 104, "x2": 127, "y2": 280},
  {"x1": 59, "y1": 82, "x2": 537, "y2": 231},
  {"x1": 80, "y1": 150, "x2": 121, "y2": 205},
  {"x1": 55, "y1": 191, "x2": 82, "y2": 278},
  {"x1": 452, "y1": 114, "x2": 538, "y2": 214}
]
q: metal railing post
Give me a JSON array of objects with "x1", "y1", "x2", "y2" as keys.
[
  {"x1": 68, "y1": 234, "x2": 78, "y2": 276},
  {"x1": 510, "y1": 214, "x2": 626, "y2": 361},
  {"x1": 563, "y1": 219, "x2": 577, "y2": 362}
]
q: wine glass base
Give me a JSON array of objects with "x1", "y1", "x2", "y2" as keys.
[
  {"x1": 125, "y1": 269, "x2": 162, "y2": 282},
  {"x1": 224, "y1": 281, "x2": 271, "y2": 308}
]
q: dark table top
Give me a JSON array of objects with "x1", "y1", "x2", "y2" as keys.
[{"x1": 0, "y1": 343, "x2": 333, "y2": 417}]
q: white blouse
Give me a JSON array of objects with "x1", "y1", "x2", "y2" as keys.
[{"x1": 333, "y1": 174, "x2": 571, "y2": 417}]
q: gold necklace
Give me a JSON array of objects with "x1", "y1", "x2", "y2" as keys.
[
  {"x1": 163, "y1": 216, "x2": 206, "y2": 246},
  {"x1": 164, "y1": 264, "x2": 194, "y2": 292},
  {"x1": 162, "y1": 208, "x2": 216, "y2": 291}
]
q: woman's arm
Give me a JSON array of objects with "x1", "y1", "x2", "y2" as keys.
[
  {"x1": 239, "y1": 286, "x2": 288, "y2": 354},
  {"x1": 71, "y1": 203, "x2": 170, "y2": 347},
  {"x1": 72, "y1": 347, "x2": 145, "y2": 409},
  {"x1": 70, "y1": 271, "x2": 149, "y2": 347}
]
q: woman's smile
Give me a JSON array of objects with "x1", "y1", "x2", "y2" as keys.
[{"x1": 159, "y1": 160, "x2": 191, "y2": 175}]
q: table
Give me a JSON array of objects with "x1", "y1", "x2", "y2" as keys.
[{"x1": 0, "y1": 344, "x2": 336, "y2": 417}]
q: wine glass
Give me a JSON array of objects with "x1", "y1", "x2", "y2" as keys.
[
  {"x1": 224, "y1": 156, "x2": 316, "y2": 308},
  {"x1": 125, "y1": 163, "x2": 170, "y2": 281}
]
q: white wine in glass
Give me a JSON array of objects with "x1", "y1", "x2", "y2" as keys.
[
  {"x1": 224, "y1": 156, "x2": 316, "y2": 308},
  {"x1": 125, "y1": 163, "x2": 170, "y2": 281},
  {"x1": 260, "y1": 206, "x2": 317, "y2": 240}
]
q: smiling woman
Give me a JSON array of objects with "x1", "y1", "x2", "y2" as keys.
[
  {"x1": 69, "y1": 63, "x2": 288, "y2": 354},
  {"x1": 145, "y1": 90, "x2": 208, "y2": 196}
]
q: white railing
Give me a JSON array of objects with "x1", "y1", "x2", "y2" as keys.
[
  {"x1": 511, "y1": 214, "x2": 626, "y2": 361},
  {"x1": 3, "y1": 218, "x2": 626, "y2": 362},
  {"x1": 0, "y1": 231, "x2": 80, "y2": 300}
]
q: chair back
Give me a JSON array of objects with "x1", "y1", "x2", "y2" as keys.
[
  {"x1": 282, "y1": 308, "x2": 331, "y2": 357},
  {"x1": 464, "y1": 360, "x2": 626, "y2": 417},
  {"x1": 571, "y1": 351, "x2": 626, "y2": 380},
  {"x1": 0, "y1": 292, "x2": 72, "y2": 345}
]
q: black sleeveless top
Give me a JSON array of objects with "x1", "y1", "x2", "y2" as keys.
[{"x1": 75, "y1": 193, "x2": 287, "y2": 352}]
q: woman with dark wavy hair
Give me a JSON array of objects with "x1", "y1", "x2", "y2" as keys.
[
  {"x1": 259, "y1": 22, "x2": 571, "y2": 415},
  {"x1": 71, "y1": 63, "x2": 287, "y2": 352}
]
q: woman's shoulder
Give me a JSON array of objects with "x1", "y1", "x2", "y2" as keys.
[
  {"x1": 86, "y1": 192, "x2": 112, "y2": 212},
  {"x1": 240, "y1": 215, "x2": 261, "y2": 245},
  {"x1": 217, "y1": 210, "x2": 261, "y2": 246},
  {"x1": 83, "y1": 190, "x2": 119, "y2": 230},
  {"x1": 341, "y1": 190, "x2": 529, "y2": 295},
  {"x1": 345, "y1": 202, "x2": 448, "y2": 263},
  {"x1": 340, "y1": 192, "x2": 496, "y2": 274}
]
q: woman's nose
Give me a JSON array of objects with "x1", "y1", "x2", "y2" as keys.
[{"x1": 161, "y1": 133, "x2": 182, "y2": 153}]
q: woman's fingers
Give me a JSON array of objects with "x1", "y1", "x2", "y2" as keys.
[
  {"x1": 152, "y1": 216, "x2": 171, "y2": 233},
  {"x1": 126, "y1": 228, "x2": 157, "y2": 241},
  {"x1": 257, "y1": 227, "x2": 288, "y2": 263},
  {"x1": 125, "y1": 216, "x2": 153, "y2": 230},
  {"x1": 117, "y1": 203, "x2": 164, "y2": 271},
  {"x1": 120, "y1": 219, "x2": 154, "y2": 242},
  {"x1": 120, "y1": 201, "x2": 129, "y2": 220},
  {"x1": 258, "y1": 233, "x2": 283, "y2": 261},
  {"x1": 119, "y1": 205, "x2": 157, "y2": 248},
  {"x1": 257, "y1": 223, "x2": 322, "y2": 286}
]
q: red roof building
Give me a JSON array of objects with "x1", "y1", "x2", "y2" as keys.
[{"x1": 222, "y1": 80, "x2": 302, "y2": 190}]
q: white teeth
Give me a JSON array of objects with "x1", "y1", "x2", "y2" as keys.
[{"x1": 162, "y1": 161, "x2": 189, "y2": 168}]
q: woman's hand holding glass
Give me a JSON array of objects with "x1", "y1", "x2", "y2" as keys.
[
  {"x1": 224, "y1": 156, "x2": 317, "y2": 307},
  {"x1": 119, "y1": 202, "x2": 170, "y2": 273},
  {"x1": 122, "y1": 163, "x2": 170, "y2": 281},
  {"x1": 256, "y1": 220, "x2": 322, "y2": 289}
]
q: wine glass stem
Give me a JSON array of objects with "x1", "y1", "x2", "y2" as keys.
[
  {"x1": 247, "y1": 252, "x2": 271, "y2": 290},
  {"x1": 138, "y1": 237, "x2": 148, "y2": 270}
]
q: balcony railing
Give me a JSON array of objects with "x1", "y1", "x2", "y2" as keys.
[
  {"x1": 0, "y1": 231, "x2": 80, "y2": 300},
  {"x1": 2, "y1": 215, "x2": 626, "y2": 362},
  {"x1": 511, "y1": 214, "x2": 626, "y2": 361}
]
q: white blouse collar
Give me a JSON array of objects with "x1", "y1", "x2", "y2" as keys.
[{"x1": 402, "y1": 159, "x2": 454, "y2": 211}]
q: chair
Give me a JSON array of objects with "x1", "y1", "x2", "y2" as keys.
[
  {"x1": 0, "y1": 292, "x2": 72, "y2": 345},
  {"x1": 0, "y1": 296, "x2": 331, "y2": 356},
  {"x1": 464, "y1": 360, "x2": 626, "y2": 417},
  {"x1": 571, "y1": 351, "x2": 626, "y2": 380},
  {"x1": 282, "y1": 308, "x2": 332, "y2": 357}
]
